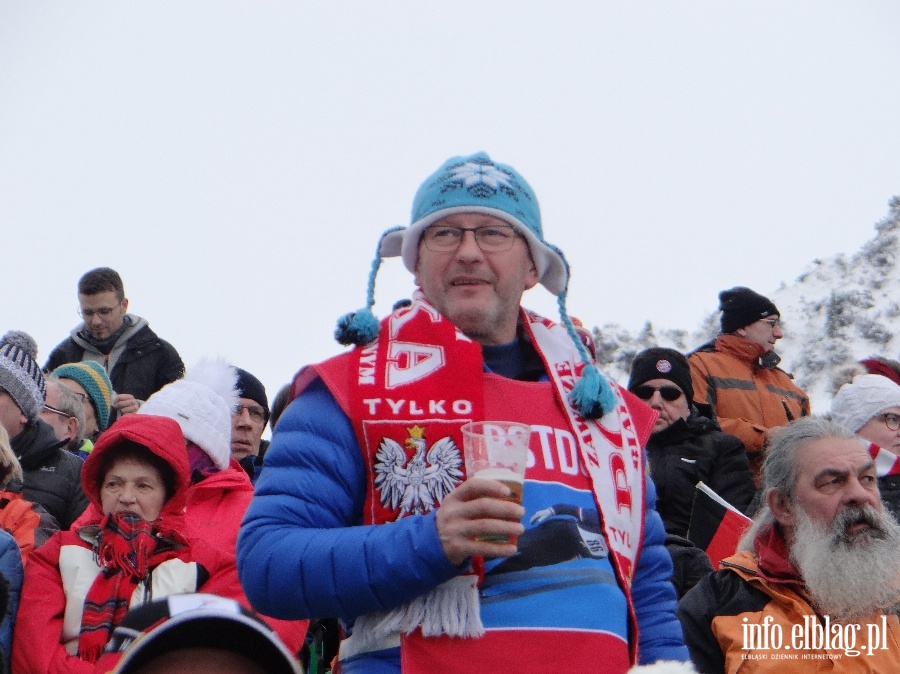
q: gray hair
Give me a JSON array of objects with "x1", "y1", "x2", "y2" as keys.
[
  {"x1": 738, "y1": 416, "x2": 865, "y2": 551},
  {"x1": 45, "y1": 375, "x2": 86, "y2": 446}
]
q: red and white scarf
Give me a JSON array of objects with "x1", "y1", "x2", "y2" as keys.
[
  {"x1": 869, "y1": 441, "x2": 900, "y2": 476},
  {"x1": 313, "y1": 292, "x2": 649, "y2": 658}
]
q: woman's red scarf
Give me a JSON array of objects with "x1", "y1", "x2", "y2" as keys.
[{"x1": 77, "y1": 511, "x2": 187, "y2": 662}]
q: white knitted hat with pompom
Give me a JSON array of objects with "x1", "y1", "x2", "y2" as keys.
[
  {"x1": 830, "y1": 374, "x2": 900, "y2": 433},
  {"x1": 140, "y1": 359, "x2": 239, "y2": 470}
]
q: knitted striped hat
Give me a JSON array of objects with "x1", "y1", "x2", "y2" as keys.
[
  {"x1": 0, "y1": 331, "x2": 46, "y2": 422},
  {"x1": 53, "y1": 361, "x2": 114, "y2": 431}
]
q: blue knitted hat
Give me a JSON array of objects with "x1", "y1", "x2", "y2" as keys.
[
  {"x1": 380, "y1": 152, "x2": 567, "y2": 296},
  {"x1": 335, "y1": 152, "x2": 616, "y2": 419}
]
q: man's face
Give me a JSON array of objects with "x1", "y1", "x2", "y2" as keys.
[
  {"x1": 857, "y1": 406, "x2": 900, "y2": 455},
  {"x1": 39, "y1": 382, "x2": 77, "y2": 442},
  {"x1": 59, "y1": 378, "x2": 99, "y2": 438},
  {"x1": 0, "y1": 390, "x2": 27, "y2": 439},
  {"x1": 736, "y1": 316, "x2": 783, "y2": 352},
  {"x1": 774, "y1": 436, "x2": 881, "y2": 536},
  {"x1": 231, "y1": 397, "x2": 266, "y2": 461},
  {"x1": 79, "y1": 290, "x2": 128, "y2": 340},
  {"x1": 633, "y1": 378, "x2": 691, "y2": 434},
  {"x1": 413, "y1": 213, "x2": 538, "y2": 346}
]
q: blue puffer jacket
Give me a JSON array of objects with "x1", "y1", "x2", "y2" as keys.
[
  {"x1": 0, "y1": 528, "x2": 23, "y2": 674},
  {"x1": 237, "y1": 378, "x2": 688, "y2": 670}
]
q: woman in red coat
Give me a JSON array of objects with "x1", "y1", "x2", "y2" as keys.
[{"x1": 11, "y1": 414, "x2": 242, "y2": 674}]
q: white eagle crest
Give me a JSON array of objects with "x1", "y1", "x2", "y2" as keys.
[{"x1": 374, "y1": 425, "x2": 463, "y2": 518}]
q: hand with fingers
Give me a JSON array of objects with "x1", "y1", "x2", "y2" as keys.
[
  {"x1": 435, "y1": 478, "x2": 525, "y2": 566},
  {"x1": 113, "y1": 393, "x2": 142, "y2": 415}
]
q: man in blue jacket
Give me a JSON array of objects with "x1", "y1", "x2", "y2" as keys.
[{"x1": 237, "y1": 153, "x2": 689, "y2": 674}]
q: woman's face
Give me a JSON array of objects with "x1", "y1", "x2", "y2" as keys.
[
  {"x1": 857, "y1": 406, "x2": 900, "y2": 455},
  {"x1": 100, "y1": 456, "x2": 166, "y2": 521}
]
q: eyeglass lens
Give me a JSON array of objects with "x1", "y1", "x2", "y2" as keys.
[
  {"x1": 633, "y1": 385, "x2": 683, "y2": 402},
  {"x1": 423, "y1": 225, "x2": 516, "y2": 252},
  {"x1": 79, "y1": 306, "x2": 117, "y2": 318},
  {"x1": 881, "y1": 413, "x2": 900, "y2": 431},
  {"x1": 237, "y1": 405, "x2": 266, "y2": 422}
]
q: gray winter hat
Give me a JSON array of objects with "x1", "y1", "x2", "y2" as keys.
[
  {"x1": 830, "y1": 374, "x2": 900, "y2": 432},
  {"x1": 0, "y1": 331, "x2": 46, "y2": 422}
]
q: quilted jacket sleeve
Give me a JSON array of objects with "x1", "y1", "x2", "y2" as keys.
[
  {"x1": 0, "y1": 529, "x2": 23, "y2": 674},
  {"x1": 632, "y1": 473, "x2": 692, "y2": 664},
  {"x1": 237, "y1": 378, "x2": 462, "y2": 623},
  {"x1": 11, "y1": 533, "x2": 93, "y2": 674}
]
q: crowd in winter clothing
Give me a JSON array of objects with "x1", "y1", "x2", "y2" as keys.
[{"x1": 2, "y1": 161, "x2": 900, "y2": 674}]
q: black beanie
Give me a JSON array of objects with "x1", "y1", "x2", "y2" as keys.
[
  {"x1": 234, "y1": 368, "x2": 270, "y2": 423},
  {"x1": 627, "y1": 347, "x2": 693, "y2": 402},
  {"x1": 718, "y1": 286, "x2": 779, "y2": 334}
]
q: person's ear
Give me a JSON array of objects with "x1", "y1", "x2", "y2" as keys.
[
  {"x1": 66, "y1": 416, "x2": 79, "y2": 440},
  {"x1": 121, "y1": 297, "x2": 129, "y2": 313},
  {"x1": 767, "y1": 488, "x2": 795, "y2": 528},
  {"x1": 522, "y1": 251, "x2": 539, "y2": 290}
]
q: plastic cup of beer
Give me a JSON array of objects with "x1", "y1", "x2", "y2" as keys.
[{"x1": 461, "y1": 421, "x2": 530, "y2": 544}]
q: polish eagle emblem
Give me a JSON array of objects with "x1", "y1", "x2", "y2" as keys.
[{"x1": 374, "y1": 425, "x2": 464, "y2": 518}]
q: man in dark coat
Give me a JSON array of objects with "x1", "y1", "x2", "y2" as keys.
[
  {"x1": 628, "y1": 347, "x2": 756, "y2": 538},
  {"x1": 43, "y1": 267, "x2": 184, "y2": 419},
  {"x1": 0, "y1": 331, "x2": 88, "y2": 529}
]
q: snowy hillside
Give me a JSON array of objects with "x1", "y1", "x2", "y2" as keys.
[{"x1": 595, "y1": 196, "x2": 900, "y2": 411}]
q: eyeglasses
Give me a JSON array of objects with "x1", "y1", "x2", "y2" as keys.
[
  {"x1": 422, "y1": 224, "x2": 518, "y2": 252},
  {"x1": 632, "y1": 385, "x2": 684, "y2": 402},
  {"x1": 759, "y1": 318, "x2": 780, "y2": 328},
  {"x1": 78, "y1": 303, "x2": 120, "y2": 319},
  {"x1": 236, "y1": 404, "x2": 266, "y2": 423},
  {"x1": 877, "y1": 413, "x2": 900, "y2": 431},
  {"x1": 43, "y1": 404, "x2": 73, "y2": 419}
]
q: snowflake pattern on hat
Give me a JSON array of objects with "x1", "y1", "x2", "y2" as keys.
[{"x1": 450, "y1": 160, "x2": 513, "y2": 190}]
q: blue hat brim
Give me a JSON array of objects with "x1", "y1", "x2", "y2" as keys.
[{"x1": 380, "y1": 206, "x2": 568, "y2": 296}]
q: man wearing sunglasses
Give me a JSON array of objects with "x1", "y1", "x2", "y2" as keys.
[
  {"x1": 44, "y1": 267, "x2": 184, "y2": 419},
  {"x1": 688, "y1": 286, "x2": 810, "y2": 485},
  {"x1": 628, "y1": 347, "x2": 755, "y2": 540}
]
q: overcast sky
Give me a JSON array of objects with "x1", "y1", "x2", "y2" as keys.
[{"x1": 2, "y1": 2, "x2": 899, "y2": 412}]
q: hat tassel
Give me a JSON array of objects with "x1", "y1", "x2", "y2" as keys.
[{"x1": 334, "y1": 227, "x2": 405, "y2": 347}]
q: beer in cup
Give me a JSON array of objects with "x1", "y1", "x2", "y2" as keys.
[{"x1": 461, "y1": 421, "x2": 530, "y2": 544}]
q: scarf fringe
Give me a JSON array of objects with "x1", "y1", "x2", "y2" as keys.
[{"x1": 351, "y1": 575, "x2": 484, "y2": 653}]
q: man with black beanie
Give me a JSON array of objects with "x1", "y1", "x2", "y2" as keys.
[
  {"x1": 231, "y1": 367, "x2": 270, "y2": 482},
  {"x1": 687, "y1": 287, "x2": 809, "y2": 484},
  {"x1": 627, "y1": 347, "x2": 754, "y2": 539}
]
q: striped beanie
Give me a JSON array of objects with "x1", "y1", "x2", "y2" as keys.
[
  {"x1": 0, "y1": 331, "x2": 46, "y2": 422},
  {"x1": 53, "y1": 361, "x2": 114, "y2": 431}
]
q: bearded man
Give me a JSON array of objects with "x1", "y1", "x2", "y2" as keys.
[{"x1": 678, "y1": 416, "x2": 900, "y2": 672}]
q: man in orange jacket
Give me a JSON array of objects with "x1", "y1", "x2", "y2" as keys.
[{"x1": 688, "y1": 286, "x2": 809, "y2": 484}]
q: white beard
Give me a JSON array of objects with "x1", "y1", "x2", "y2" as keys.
[{"x1": 790, "y1": 504, "x2": 900, "y2": 622}]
